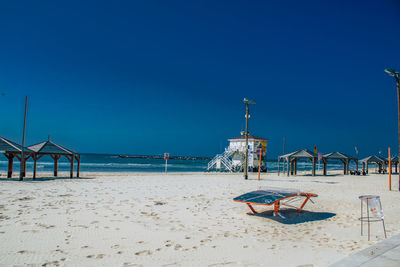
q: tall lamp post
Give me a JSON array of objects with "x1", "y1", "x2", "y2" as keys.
[
  {"x1": 385, "y1": 68, "x2": 400, "y2": 190},
  {"x1": 243, "y1": 98, "x2": 256, "y2": 180}
]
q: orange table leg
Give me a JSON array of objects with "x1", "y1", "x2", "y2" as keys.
[
  {"x1": 274, "y1": 201, "x2": 280, "y2": 215},
  {"x1": 246, "y1": 203, "x2": 258, "y2": 214},
  {"x1": 298, "y1": 196, "x2": 310, "y2": 213}
]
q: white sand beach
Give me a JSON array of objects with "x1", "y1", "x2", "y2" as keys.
[{"x1": 0, "y1": 172, "x2": 399, "y2": 267}]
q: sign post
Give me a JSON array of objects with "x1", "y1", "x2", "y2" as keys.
[
  {"x1": 258, "y1": 148, "x2": 262, "y2": 181},
  {"x1": 164, "y1": 153, "x2": 169, "y2": 173}
]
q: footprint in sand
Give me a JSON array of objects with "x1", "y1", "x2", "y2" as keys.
[
  {"x1": 135, "y1": 250, "x2": 152, "y2": 256},
  {"x1": 123, "y1": 262, "x2": 143, "y2": 267},
  {"x1": 41, "y1": 260, "x2": 60, "y2": 266}
]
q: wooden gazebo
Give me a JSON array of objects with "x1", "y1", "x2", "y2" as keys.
[
  {"x1": 322, "y1": 152, "x2": 358, "y2": 175},
  {"x1": 278, "y1": 149, "x2": 317, "y2": 176},
  {"x1": 0, "y1": 136, "x2": 34, "y2": 178},
  {"x1": 27, "y1": 138, "x2": 81, "y2": 178},
  {"x1": 360, "y1": 155, "x2": 386, "y2": 174}
]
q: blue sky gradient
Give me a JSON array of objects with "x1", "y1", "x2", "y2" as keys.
[{"x1": 1, "y1": 0, "x2": 400, "y2": 157}]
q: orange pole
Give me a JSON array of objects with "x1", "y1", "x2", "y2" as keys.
[
  {"x1": 389, "y1": 147, "x2": 392, "y2": 191},
  {"x1": 258, "y1": 149, "x2": 262, "y2": 181}
]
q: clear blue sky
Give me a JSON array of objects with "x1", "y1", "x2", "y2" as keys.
[{"x1": 1, "y1": 0, "x2": 400, "y2": 158}]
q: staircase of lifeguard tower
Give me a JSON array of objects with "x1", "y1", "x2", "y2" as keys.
[{"x1": 207, "y1": 149, "x2": 236, "y2": 172}]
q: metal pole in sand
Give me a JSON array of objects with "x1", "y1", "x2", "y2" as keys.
[
  {"x1": 258, "y1": 148, "x2": 262, "y2": 181},
  {"x1": 20, "y1": 96, "x2": 28, "y2": 181},
  {"x1": 243, "y1": 98, "x2": 255, "y2": 180},
  {"x1": 385, "y1": 69, "x2": 400, "y2": 191},
  {"x1": 389, "y1": 147, "x2": 391, "y2": 191},
  {"x1": 164, "y1": 153, "x2": 169, "y2": 174},
  {"x1": 244, "y1": 102, "x2": 249, "y2": 180}
]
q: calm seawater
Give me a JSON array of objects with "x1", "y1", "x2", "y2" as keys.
[{"x1": 0, "y1": 153, "x2": 359, "y2": 173}]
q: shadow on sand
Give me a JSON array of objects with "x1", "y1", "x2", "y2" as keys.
[
  {"x1": 0, "y1": 177, "x2": 95, "y2": 182},
  {"x1": 249, "y1": 208, "x2": 336, "y2": 225}
]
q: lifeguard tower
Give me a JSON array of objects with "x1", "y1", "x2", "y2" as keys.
[{"x1": 207, "y1": 135, "x2": 267, "y2": 172}]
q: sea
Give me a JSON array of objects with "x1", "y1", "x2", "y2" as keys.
[{"x1": 0, "y1": 153, "x2": 362, "y2": 174}]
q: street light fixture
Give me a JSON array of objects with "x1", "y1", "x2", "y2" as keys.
[
  {"x1": 385, "y1": 68, "x2": 400, "y2": 190},
  {"x1": 243, "y1": 98, "x2": 256, "y2": 180}
]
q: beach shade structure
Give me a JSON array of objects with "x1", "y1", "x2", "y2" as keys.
[
  {"x1": 386, "y1": 156, "x2": 399, "y2": 174},
  {"x1": 322, "y1": 152, "x2": 358, "y2": 175},
  {"x1": 233, "y1": 188, "x2": 318, "y2": 218},
  {"x1": 278, "y1": 149, "x2": 317, "y2": 176},
  {"x1": 0, "y1": 136, "x2": 35, "y2": 178},
  {"x1": 27, "y1": 137, "x2": 80, "y2": 178},
  {"x1": 360, "y1": 155, "x2": 386, "y2": 174}
]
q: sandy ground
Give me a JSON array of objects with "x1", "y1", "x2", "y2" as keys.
[{"x1": 0, "y1": 171, "x2": 399, "y2": 267}]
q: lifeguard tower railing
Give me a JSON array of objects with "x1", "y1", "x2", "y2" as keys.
[{"x1": 207, "y1": 148, "x2": 239, "y2": 172}]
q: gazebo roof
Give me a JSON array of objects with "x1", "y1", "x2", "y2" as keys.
[
  {"x1": 360, "y1": 155, "x2": 385, "y2": 164},
  {"x1": 387, "y1": 156, "x2": 399, "y2": 163},
  {"x1": 323, "y1": 152, "x2": 355, "y2": 160},
  {"x1": 0, "y1": 137, "x2": 34, "y2": 153},
  {"x1": 279, "y1": 149, "x2": 316, "y2": 160},
  {"x1": 28, "y1": 140, "x2": 76, "y2": 155}
]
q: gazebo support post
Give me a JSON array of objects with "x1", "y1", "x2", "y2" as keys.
[
  {"x1": 33, "y1": 155, "x2": 37, "y2": 179},
  {"x1": 6, "y1": 153, "x2": 14, "y2": 178},
  {"x1": 323, "y1": 159, "x2": 327, "y2": 176},
  {"x1": 287, "y1": 159, "x2": 290, "y2": 176},
  {"x1": 14, "y1": 154, "x2": 26, "y2": 178},
  {"x1": 290, "y1": 160, "x2": 294, "y2": 175},
  {"x1": 294, "y1": 159, "x2": 297, "y2": 175},
  {"x1": 76, "y1": 155, "x2": 80, "y2": 178},
  {"x1": 343, "y1": 160, "x2": 346, "y2": 175},
  {"x1": 283, "y1": 159, "x2": 286, "y2": 174},
  {"x1": 70, "y1": 154, "x2": 74, "y2": 178},
  {"x1": 312, "y1": 158, "x2": 316, "y2": 176},
  {"x1": 51, "y1": 155, "x2": 61, "y2": 177}
]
